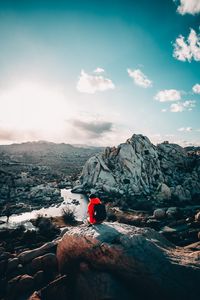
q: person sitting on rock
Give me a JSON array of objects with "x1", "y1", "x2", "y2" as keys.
[{"x1": 87, "y1": 194, "x2": 106, "y2": 225}]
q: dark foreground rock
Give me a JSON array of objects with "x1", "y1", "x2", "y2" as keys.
[
  {"x1": 56, "y1": 222, "x2": 200, "y2": 300},
  {"x1": 0, "y1": 239, "x2": 59, "y2": 300},
  {"x1": 1, "y1": 221, "x2": 200, "y2": 300}
]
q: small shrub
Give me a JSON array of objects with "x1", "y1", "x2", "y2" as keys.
[
  {"x1": 22, "y1": 230, "x2": 37, "y2": 244},
  {"x1": 11, "y1": 224, "x2": 26, "y2": 238},
  {"x1": 62, "y1": 207, "x2": 77, "y2": 225},
  {"x1": 35, "y1": 214, "x2": 60, "y2": 238},
  {"x1": 35, "y1": 214, "x2": 44, "y2": 227}
]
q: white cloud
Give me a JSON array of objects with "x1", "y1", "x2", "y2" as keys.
[
  {"x1": 178, "y1": 127, "x2": 192, "y2": 132},
  {"x1": 93, "y1": 67, "x2": 105, "y2": 73},
  {"x1": 183, "y1": 100, "x2": 196, "y2": 110},
  {"x1": 155, "y1": 89, "x2": 181, "y2": 102},
  {"x1": 170, "y1": 100, "x2": 196, "y2": 112},
  {"x1": 127, "y1": 68, "x2": 152, "y2": 88},
  {"x1": 77, "y1": 70, "x2": 115, "y2": 94},
  {"x1": 173, "y1": 28, "x2": 200, "y2": 62},
  {"x1": 170, "y1": 103, "x2": 184, "y2": 112},
  {"x1": 176, "y1": 0, "x2": 200, "y2": 15},
  {"x1": 192, "y1": 83, "x2": 200, "y2": 94}
]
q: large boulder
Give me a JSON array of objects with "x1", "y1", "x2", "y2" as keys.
[
  {"x1": 30, "y1": 253, "x2": 58, "y2": 275},
  {"x1": 18, "y1": 241, "x2": 58, "y2": 264},
  {"x1": 153, "y1": 208, "x2": 166, "y2": 219},
  {"x1": 73, "y1": 134, "x2": 200, "y2": 205},
  {"x1": 7, "y1": 274, "x2": 34, "y2": 298},
  {"x1": 156, "y1": 183, "x2": 171, "y2": 201},
  {"x1": 28, "y1": 275, "x2": 68, "y2": 300},
  {"x1": 57, "y1": 222, "x2": 200, "y2": 300}
]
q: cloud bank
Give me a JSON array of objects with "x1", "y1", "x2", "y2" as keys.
[
  {"x1": 77, "y1": 70, "x2": 115, "y2": 94},
  {"x1": 127, "y1": 68, "x2": 152, "y2": 88},
  {"x1": 173, "y1": 28, "x2": 200, "y2": 62},
  {"x1": 155, "y1": 89, "x2": 181, "y2": 102},
  {"x1": 178, "y1": 127, "x2": 192, "y2": 132},
  {"x1": 170, "y1": 100, "x2": 196, "y2": 112},
  {"x1": 176, "y1": 0, "x2": 200, "y2": 15}
]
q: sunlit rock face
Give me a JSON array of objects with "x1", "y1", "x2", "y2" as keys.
[
  {"x1": 57, "y1": 222, "x2": 200, "y2": 300},
  {"x1": 72, "y1": 134, "x2": 200, "y2": 204}
]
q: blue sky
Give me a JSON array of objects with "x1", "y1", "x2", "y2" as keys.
[{"x1": 0, "y1": 0, "x2": 199, "y2": 146}]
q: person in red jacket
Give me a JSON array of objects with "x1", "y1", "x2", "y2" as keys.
[{"x1": 87, "y1": 194, "x2": 102, "y2": 225}]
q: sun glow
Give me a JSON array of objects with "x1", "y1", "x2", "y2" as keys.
[{"x1": 0, "y1": 81, "x2": 68, "y2": 143}]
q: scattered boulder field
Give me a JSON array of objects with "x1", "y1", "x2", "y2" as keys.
[
  {"x1": 0, "y1": 135, "x2": 200, "y2": 299},
  {"x1": 0, "y1": 141, "x2": 103, "y2": 216}
]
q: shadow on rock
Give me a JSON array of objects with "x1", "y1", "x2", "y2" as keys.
[{"x1": 56, "y1": 222, "x2": 200, "y2": 300}]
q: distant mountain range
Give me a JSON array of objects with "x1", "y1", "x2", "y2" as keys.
[
  {"x1": 0, "y1": 141, "x2": 104, "y2": 176},
  {"x1": 0, "y1": 141, "x2": 103, "y2": 152}
]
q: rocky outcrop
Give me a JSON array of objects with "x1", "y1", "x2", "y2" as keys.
[
  {"x1": 57, "y1": 222, "x2": 200, "y2": 300},
  {"x1": 73, "y1": 134, "x2": 200, "y2": 205},
  {"x1": 0, "y1": 169, "x2": 63, "y2": 216},
  {"x1": 0, "y1": 239, "x2": 60, "y2": 300},
  {"x1": 1, "y1": 218, "x2": 200, "y2": 300}
]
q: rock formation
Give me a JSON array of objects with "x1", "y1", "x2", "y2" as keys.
[
  {"x1": 1, "y1": 220, "x2": 200, "y2": 300},
  {"x1": 72, "y1": 134, "x2": 200, "y2": 205},
  {"x1": 57, "y1": 222, "x2": 200, "y2": 300}
]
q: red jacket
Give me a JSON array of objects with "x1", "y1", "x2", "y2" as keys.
[{"x1": 88, "y1": 197, "x2": 101, "y2": 224}]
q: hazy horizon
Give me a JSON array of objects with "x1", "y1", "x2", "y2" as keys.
[
  {"x1": 0, "y1": 0, "x2": 199, "y2": 147},
  {"x1": 0, "y1": 134, "x2": 199, "y2": 148}
]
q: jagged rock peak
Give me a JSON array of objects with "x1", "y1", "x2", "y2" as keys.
[
  {"x1": 126, "y1": 133, "x2": 153, "y2": 145},
  {"x1": 72, "y1": 133, "x2": 200, "y2": 204}
]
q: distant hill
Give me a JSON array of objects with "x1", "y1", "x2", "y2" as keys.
[
  {"x1": 184, "y1": 146, "x2": 200, "y2": 152},
  {"x1": 0, "y1": 141, "x2": 104, "y2": 176},
  {"x1": 0, "y1": 141, "x2": 104, "y2": 154}
]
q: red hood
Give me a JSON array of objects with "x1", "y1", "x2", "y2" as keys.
[{"x1": 90, "y1": 198, "x2": 101, "y2": 204}]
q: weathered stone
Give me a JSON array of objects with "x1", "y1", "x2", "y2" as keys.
[
  {"x1": 28, "y1": 291, "x2": 41, "y2": 300},
  {"x1": 18, "y1": 241, "x2": 58, "y2": 264},
  {"x1": 195, "y1": 211, "x2": 200, "y2": 222},
  {"x1": 29, "y1": 275, "x2": 68, "y2": 300},
  {"x1": 31, "y1": 253, "x2": 57, "y2": 274},
  {"x1": 173, "y1": 185, "x2": 191, "y2": 202},
  {"x1": 184, "y1": 241, "x2": 200, "y2": 251},
  {"x1": 74, "y1": 134, "x2": 200, "y2": 206},
  {"x1": 76, "y1": 270, "x2": 133, "y2": 300},
  {"x1": 7, "y1": 258, "x2": 19, "y2": 273},
  {"x1": 153, "y1": 208, "x2": 166, "y2": 219},
  {"x1": 7, "y1": 274, "x2": 34, "y2": 296},
  {"x1": 57, "y1": 222, "x2": 200, "y2": 300},
  {"x1": 33, "y1": 270, "x2": 45, "y2": 289},
  {"x1": 166, "y1": 207, "x2": 179, "y2": 218},
  {"x1": 156, "y1": 183, "x2": 171, "y2": 200}
]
